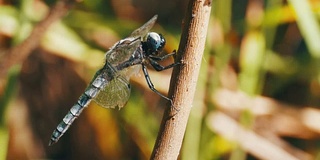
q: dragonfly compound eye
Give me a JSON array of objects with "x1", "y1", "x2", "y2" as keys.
[{"x1": 147, "y1": 32, "x2": 166, "y2": 52}]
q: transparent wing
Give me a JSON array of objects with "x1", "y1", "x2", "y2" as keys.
[
  {"x1": 106, "y1": 15, "x2": 158, "y2": 66},
  {"x1": 130, "y1": 15, "x2": 158, "y2": 38},
  {"x1": 106, "y1": 37, "x2": 141, "y2": 66},
  {"x1": 93, "y1": 15, "x2": 158, "y2": 108},
  {"x1": 93, "y1": 74, "x2": 130, "y2": 109}
]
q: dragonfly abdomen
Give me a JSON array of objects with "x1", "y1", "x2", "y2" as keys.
[{"x1": 49, "y1": 76, "x2": 108, "y2": 146}]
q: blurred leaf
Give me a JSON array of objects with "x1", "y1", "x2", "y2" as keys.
[
  {"x1": 264, "y1": 51, "x2": 299, "y2": 76},
  {"x1": 263, "y1": 5, "x2": 296, "y2": 26},
  {"x1": 288, "y1": 0, "x2": 320, "y2": 58},
  {"x1": 0, "y1": 66, "x2": 20, "y2": 160},
  {"x1": 42, "y1": 21, "x2": 105, "y2": 69},
  {"x1": 239, "y1": 31, "x2": 266, "y2": 95},
  {"x1": 20, "y1": 0, "x2": 48, "y2": 21},
  {"x1": 0, "y1": 65, "x2": 20, "y2": 125},
  {"x1": 0, "y1": 127, "x2": 8, "y2": 160},
  {"x1": 0, "y1": 6, "x2": 19, "y2": 36}
]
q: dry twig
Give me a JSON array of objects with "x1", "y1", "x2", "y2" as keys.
[{"x1": 150, "y1": 0, "x2": 212, "y2": 159}]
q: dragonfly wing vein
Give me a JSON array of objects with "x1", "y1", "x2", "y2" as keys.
[
  {"x1": 93, "y1": 74, "x2": 130, "y2": 109},
  {"x1": 130, "y1": 15, "x2": 158, "y2": 38}
]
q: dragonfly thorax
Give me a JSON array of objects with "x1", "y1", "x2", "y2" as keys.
[{"x1": 144, "y1": 32, "x2": 166, "y2": 55}]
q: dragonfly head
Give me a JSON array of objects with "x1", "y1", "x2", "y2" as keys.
[{"x1": 146, "y1": 32, "x2": 166, "y2": 54}]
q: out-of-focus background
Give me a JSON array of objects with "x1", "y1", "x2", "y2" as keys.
[{"x1": 1, "y1": 0, "x2": 320, "y2": 159}]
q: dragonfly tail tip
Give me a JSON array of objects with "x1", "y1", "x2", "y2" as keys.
[{"x1": 48, "y1": 140, "x2": 55, "y2": 146}]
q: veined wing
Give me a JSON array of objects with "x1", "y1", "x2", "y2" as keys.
[
  {"x1": 49, "y1": 56, "x2": 132, "y2": 145},
  {"x1": 130, "y1": 15, "x2": 158, "y2": 38},
  {"x1": 106, "y1": 15, "x2": 157, "y2": 66},
  {"x1": 106, "y1": 36, "x2": 142, "y2": 66},
  {"x1": 93, "y1": 63, "x2": 131, "y2": 109}
]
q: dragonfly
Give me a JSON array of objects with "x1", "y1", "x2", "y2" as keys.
[{"x1": 49, "y1": 15, "x2": 179, "y2": 146}]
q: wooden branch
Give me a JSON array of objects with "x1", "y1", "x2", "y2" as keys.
[
  {"x1": 0, "y1": 0, "x2": 78, "y2": 92},
  {"x1": 150, "y1": 0, "x2": 212, "y2": 159}
]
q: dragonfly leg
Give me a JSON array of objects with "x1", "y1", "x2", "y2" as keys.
[
  {"x1": 149, "y1": 58, "x2": 180, "y2": 71},
  {"x1": 149, "y1": 50, "x2": 177, "y2": 61},
  {"x1": 142, "y1": 64, "x2": 172, "y2": 104},
  {"x1": 149, "y1": 50, "x2": 180, "y2": 71}
]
